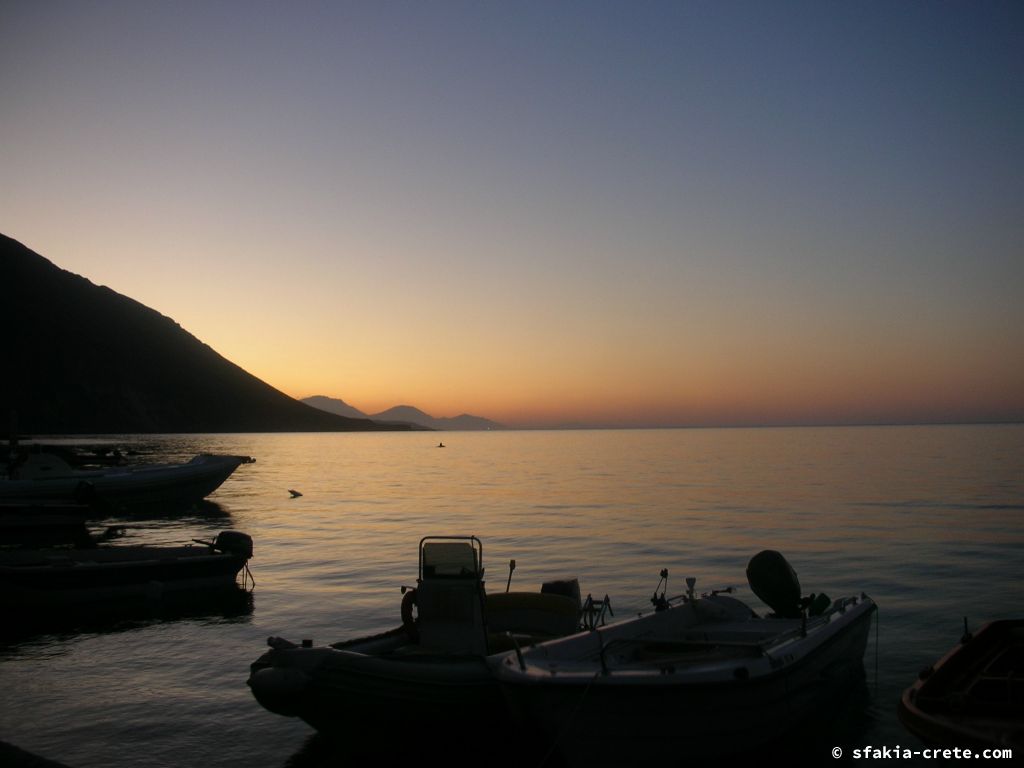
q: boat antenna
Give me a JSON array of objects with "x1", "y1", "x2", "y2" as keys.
[
  {"x1": 505, "y1": 559, "x2": 516, "y2": 592},
  {"x1": 961, "y1": 616, "x2": 973, "y2": 644}
]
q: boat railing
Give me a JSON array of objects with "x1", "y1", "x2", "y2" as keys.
[
  {"x1": 760, "y1": 595, "x2": 872, "y2": 651},
  {"x1": 588, "y1": 597, "x2": 871, "y2": 671},
  {"x1": 581, "y1": 593, "x2": 613, "y2": 631}
]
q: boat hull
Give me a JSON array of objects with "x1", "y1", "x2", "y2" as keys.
[
  {"x1": 249, "y1": 638, "x2": 506, "y2": 733},
  {"x1": 0, "y1": 539, "x2": 251, "y2": 609}
]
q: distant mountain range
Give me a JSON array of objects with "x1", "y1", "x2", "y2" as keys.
[
  {"x1": 302, "y1": 396, "x2": 503, "y2": 431},
  {"x1": 1, "y1": 233, "x2": 409, "y2": 434}
]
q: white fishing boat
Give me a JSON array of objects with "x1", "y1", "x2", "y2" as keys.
[
  {"x1": 247, "y1": 536, "x2": 610, "y2": 733},
  {"x1": 1, "y1": 450, "x2": 254, "y2": 509},
  {"x1": 492, "y1": 551, "x2": 877, "y2": 764}
]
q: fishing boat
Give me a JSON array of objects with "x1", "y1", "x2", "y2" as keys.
[
  {"x1": 1, "y1": 449, "x2": 254, "y2": 510},
  {"x1": 0, "y1": 530, "x2": 254, "y2": 610},
  {"x1": 899, "y1": 618, "x2": 1023, "y2": 750},
  {"x1": 492, "y1": 550, "x2": 877, "y2": 763},
  {"x1": 247, "y1": 536, "x2": 610, "y2": 733}
]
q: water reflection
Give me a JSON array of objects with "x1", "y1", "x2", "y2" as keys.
[
  {"x1": 1, "y1": 427, "x2": 1019, "y2": 768},
  {"x1": 100, "y1": 498, "x2": 234, "y2": 527},
  {"x1": 0, "y1": 498, "x2": 236, "y2": 550},
  {"x1": 282, "y1": 724, "x2": 560, "y2": 768},
  {"x1": 277, "y1": 677, "x2": 878, "y2": 767},
  {"x1": 2, "y1": 586, "x2": 254, "y2": 647}
]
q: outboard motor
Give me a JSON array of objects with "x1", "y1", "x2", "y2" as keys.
[
  {"x1": 541, "y1": 577, "x2": 582, "y2": 609},
  {"x1": 214, "y1": 530, "x2": 254, "y2": 559},
  {"x1": 746, "y1": 550, "x2": 802, "y2": 618}
]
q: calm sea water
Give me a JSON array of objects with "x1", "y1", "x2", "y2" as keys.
[{"x1": 2, "y1": 426, "x2": 1022, "y2": 766}]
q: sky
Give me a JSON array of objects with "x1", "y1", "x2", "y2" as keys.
[{"x1": 2, "y1": 1, "x2": 1022, "y2": 428}]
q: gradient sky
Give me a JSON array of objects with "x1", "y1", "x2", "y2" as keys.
[{"x1": 3, "y1": 2, "x2": 1022, "y2": 427}]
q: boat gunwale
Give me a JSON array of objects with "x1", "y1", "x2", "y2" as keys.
[{"x1": 495, "y1": 595, "x2": 876, "y2": 686}]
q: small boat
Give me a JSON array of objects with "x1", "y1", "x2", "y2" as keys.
[
  {"x1": 492, "y1": 550, "x2": 877, "y2": 763},
  {"x1": 899, "y1": 619, "x2": 1024, "y2": 750},
  {"x1": 247, "y1": 536, "x2": 610, "y2": 733},
  {"x1": 1, "y1": 450, "x2": 254, "y2": 510},
  {"x1": 0, "y1": 530, "x2": 254, "y2": 610}
]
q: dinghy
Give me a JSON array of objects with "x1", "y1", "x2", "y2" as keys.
[
  {"x1": 247, "y1": 535, "x2": 609, "y2": 732},
  {"x1": 899, "y1": 618, "x2": 1024, "y2": 750}
]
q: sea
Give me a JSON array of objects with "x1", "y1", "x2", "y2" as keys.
[{"x1": 1, "y1": 425, "x2": 1021, "y2": 767}]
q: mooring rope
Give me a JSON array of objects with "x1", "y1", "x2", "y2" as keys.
[{"x1": 874, "y1": 602, "x2": 880, "y2": 690}]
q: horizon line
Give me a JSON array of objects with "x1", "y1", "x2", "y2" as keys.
[{"x1": 10, "y1": 418, "x2": 1022, "y2": 439}]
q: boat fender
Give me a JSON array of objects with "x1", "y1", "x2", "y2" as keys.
[
  {"x1": 746, "y1": 550, "x2": 802, "y2": 618},
  {"x1": 401, "y1": 588, "x2": 419, "y2": 641},
  {"x1": 214, "y1": 531, "x2": 254, "y2": 559}
]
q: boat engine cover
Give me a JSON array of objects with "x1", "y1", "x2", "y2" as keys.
[
  {"x1": 746, "y1": 550, "x2": 801, "y2": 618},
  {"x1": 215, "y1": 530, "x2": 254, "y2": 559},
  {"x1": 541, "y1": 577, "x2": 582, "y2": 609}
]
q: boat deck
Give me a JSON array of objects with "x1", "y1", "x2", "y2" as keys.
[{"x1": 916, "y1": 626, "x2": 1024, "y2": 717}]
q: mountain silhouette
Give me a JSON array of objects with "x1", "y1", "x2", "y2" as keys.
[
  {"x1": 303, "y1": 397, "x2": 502, "y2": 431},
  {"x1": 302, "y1": 395, "x2": 368, "y2": 421},
  {"x1": 1, "y1": 234, "x2": 407, "y2": 434}
]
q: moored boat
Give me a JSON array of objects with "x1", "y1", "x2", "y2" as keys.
[
  {"x1": 1, "y1": 450, "x2": 254, "y2": 510},
  {"x1": 0, "y1": 530, "x2": 254, "y2": 609},
  {"x1": 899, "y1": 619, "x2": 1024, "y2": 750},
  {"x1": 492, "y1": 550, "x2": 877, "y2": 764},
  {"x1": 247, "y1": 536, "x2": 610, "y2": 732}
]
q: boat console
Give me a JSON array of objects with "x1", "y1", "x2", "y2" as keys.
[{"x1": 415, "y1": 537, "x2": 488, "y2": 654}]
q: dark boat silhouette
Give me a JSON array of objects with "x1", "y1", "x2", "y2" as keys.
[
  {"x1": 1, "y1": 450, "x2": 254, "y2": 510},
  {"x1": 0, "y1": 530, "x2": 254, "y2": 610},
  {"x1": 900, "y1": 619, "x2": 1023, "y2": 750}
]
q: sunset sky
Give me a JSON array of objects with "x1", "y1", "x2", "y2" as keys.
[{"x1": 3, "y1": 2, "x2": 1022, "y2": 427}]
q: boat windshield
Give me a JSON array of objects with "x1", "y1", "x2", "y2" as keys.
[{"x1": 420, "y1": 538, "x2": 481, "y2": 579}]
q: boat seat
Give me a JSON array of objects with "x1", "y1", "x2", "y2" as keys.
[
  {"x1": 415, "y1": 577, "x2": 487, "y2": 655},
  {"x1": 486, "y1": 592, "x2": 579, "y2": 638}
]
